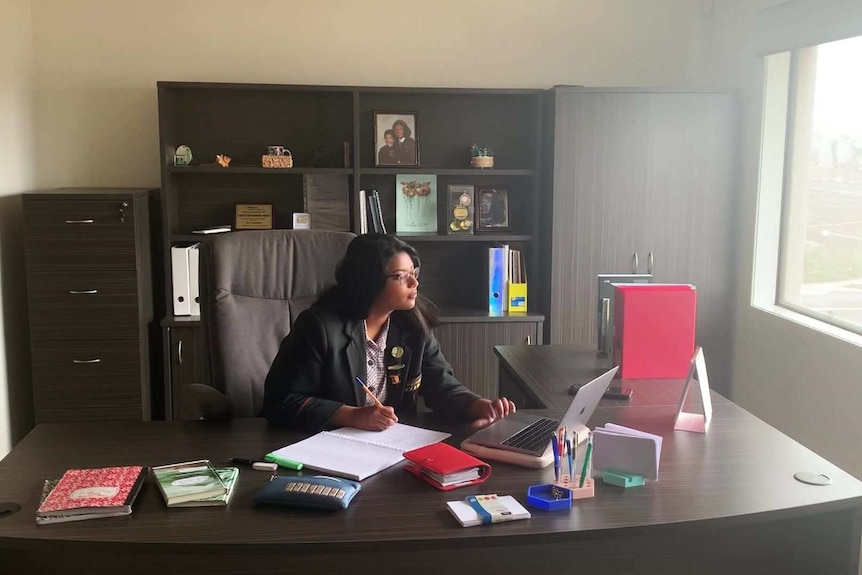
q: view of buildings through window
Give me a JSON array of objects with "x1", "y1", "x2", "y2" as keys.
[{"x1": 778, "y1": 35, "x2": 862, "y2": 333}]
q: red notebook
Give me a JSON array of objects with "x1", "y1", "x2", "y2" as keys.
[
  {"x1": 403, "y1": 442, "x2": 491, "y2": 491},
  {"x1": 613, "y1": 284, "x2": 697, "y2": 379},
  {"x1": 37, "y1": 466, "x2": 147, "y2": 517}
]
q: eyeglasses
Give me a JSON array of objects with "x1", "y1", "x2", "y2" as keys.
[{"x1": 384, "y1": 268, "x2": 420, "y2": 285}]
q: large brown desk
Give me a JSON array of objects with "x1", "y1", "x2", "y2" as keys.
[{"x1": 2, "y1": 397, "x2": 862, "y2": 574}]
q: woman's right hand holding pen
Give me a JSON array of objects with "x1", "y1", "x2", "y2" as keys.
[{"x1": 332, "y1": 404, "x2": 398, "y2": 431}]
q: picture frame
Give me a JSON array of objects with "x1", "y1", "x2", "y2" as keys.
[
  {"x1": 235, "y1": 204, "x2": 273, "y2": 230},
  {"x1": 476, "y1": 188, "x2": 509, "y2": 232},
  {"x1": 396, "y1": 174, "x2": 437, "y2": 234},
  {"x1": 374, "y1": 111, "x2": 419, "y2": 167}
]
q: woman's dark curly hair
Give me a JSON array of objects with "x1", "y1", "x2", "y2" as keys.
[{"x1": 315, "y1": 234, "x2": 436, "y2": 337}]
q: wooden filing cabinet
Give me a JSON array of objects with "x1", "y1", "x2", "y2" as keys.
[{"x1": 23, "y1": 189, "x2": 160, "y2": 423}]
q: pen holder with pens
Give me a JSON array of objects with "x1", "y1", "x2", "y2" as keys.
[{"x1": 526, "y1": 474, "x2": 595, "y2": 511}]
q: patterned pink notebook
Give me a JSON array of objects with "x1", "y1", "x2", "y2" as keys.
[{"x1": 37, "y1": 466, "x2": 147, "y2": 517}]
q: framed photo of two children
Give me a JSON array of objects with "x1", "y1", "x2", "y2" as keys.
[{"x1": 374, "y1": 111, "x2": 419, "y2": 168}]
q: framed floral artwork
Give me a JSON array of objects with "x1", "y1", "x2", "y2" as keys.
[{"x1": 395, "y1": 174, "x2": 437, "y2": 233}]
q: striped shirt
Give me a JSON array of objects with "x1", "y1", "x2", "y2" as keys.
[{"x1": 363, "y1": 318, "x2": 390, "y2": 406}]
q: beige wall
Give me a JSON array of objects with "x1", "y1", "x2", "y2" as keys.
[
  {"x1": 708, "y1": 0, "x2": 862, "y2": 478},
  {"x1": 30, "y1": 0, "x2": 712, "y2": 188},
  {"x1": 0, "y1": 0, "x2": 35, "y2": 456}
]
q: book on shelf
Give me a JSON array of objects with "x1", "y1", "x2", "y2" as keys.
[
  {"x1": 36, "y1": 466, "x2": 147, "y2": 519},
  {"x1": 446, "y1": 494, "x2": 531, "y2": 527},
  {"x1": 373, "y1": 190, "x2": 386, "y2": 234},
  {"x1": 191, "y1": 225, "x2": 232, "y2": 234},
  {"x1": 366, "y1": 190, "x2": 386, "y2": 234},
  {"x1": 167, "y1": 467, "x2": 239, "y2": 507},
  {"x1": 359, "y1": 190, "x2": 368, "y2": 234},
  {"x1": 152, "y1": 460, "x2": 228, "y2": 506},
  {"x1": 269, "y1": 423, "x2": 450, "y2": 481}
]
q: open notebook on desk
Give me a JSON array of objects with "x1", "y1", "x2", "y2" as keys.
[{"x1": 270, "y1": 424, "x2": 450, "y2": 481}]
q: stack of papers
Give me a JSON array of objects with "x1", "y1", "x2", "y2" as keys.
[
  {"x1": 446, "y1": 494, "x2": 531, "y2": 527},
  {"x1": 591, "y1": 423, "x2": 663, "y2": 480},
  {"x1": 422, "y1": 467, "x2": 481, "y2": 487}
]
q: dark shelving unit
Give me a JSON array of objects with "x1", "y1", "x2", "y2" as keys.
[{"x1": 157, "y1": 81, "x2": 545, "y2": 412}]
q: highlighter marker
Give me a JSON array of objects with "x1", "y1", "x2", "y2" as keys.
[{"x1": 264, "y1": 453, "x2": 304, "y2": 471}]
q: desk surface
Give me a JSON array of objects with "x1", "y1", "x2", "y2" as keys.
[
  {"x1": 1, "y1": 403, "x2": 860, "y2": 556},
  {"x1": 494, "y1": 343, "x2": 730, "y2": 409}
]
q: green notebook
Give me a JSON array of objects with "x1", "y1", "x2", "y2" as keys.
[
  {"x1": 169, "y1": 467, "x2": 239, "y2": 507},
  {"x1": 152, "y1": 460, "x2": 227, "y2": 507}
]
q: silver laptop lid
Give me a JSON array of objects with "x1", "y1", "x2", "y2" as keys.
[{"x1": 560, "y1": 366, "x2": 619, "y2": 435}]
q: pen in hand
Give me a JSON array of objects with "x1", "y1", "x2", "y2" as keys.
[{"x1": 355, "y1": 377, "x2": 385, "y2": 409}]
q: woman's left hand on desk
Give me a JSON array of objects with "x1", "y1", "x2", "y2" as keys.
[{"x1": 468, "y1": 397, "x2": 516, "y2": 429}]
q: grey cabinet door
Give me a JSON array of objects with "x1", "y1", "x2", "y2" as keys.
[
  {"x1": 550, "y1": 92, "x2": 650, "y2": 345},
  {"x1": 549, "y1": 89, "x2": 735, "y2": 392},
  {"x1": 639, "y1": 92, "x2": 736, "y2": 388},
  {"x1": 434, "y1": 321, "x2": 541, "y2": 399}
]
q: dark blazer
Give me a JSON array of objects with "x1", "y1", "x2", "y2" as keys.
[{"x1": 261, "y1": 304, "x2": 479, "y2": 431}]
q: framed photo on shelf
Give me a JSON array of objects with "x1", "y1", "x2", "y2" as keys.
[
  {"x1": 374, "y1": 111, "x2": 419, "y2": 167},
  {"x1": 476, "y1": 188, "x2": 509, "y2": 232}
]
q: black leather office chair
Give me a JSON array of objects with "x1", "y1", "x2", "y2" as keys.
[{"x1": 187, "y1": 229, "x2": 355, "y2": 419}]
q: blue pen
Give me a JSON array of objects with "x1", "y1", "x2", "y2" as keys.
[
  {"x1": 566, "y1": 439, "x2": 573, "y2": 479},
  {"x1": 551, "y1": 434, "x2": 560, "y2": 482}
]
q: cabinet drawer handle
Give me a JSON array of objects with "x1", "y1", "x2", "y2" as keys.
[
  {"x1": 72, "y1": 358, "x2": 101, "y2": 364},
  {"x1": 65, "y1": 219, "x2": 95, "y2": 224},
  {"x1": 648, "y1": 251, "x2": 654, "y2": 275},
  {"x1": 632, "y1": 252, "x2": 639, "y2": 274},
  {"x1": 69, "y1": 289, "x2": 98, "y2": 295},
  {"x1": 177, "y1": 340, "x2": 183, "y2": 366},
  {"x1": 524, "y1": 335, "x2": 532, "y2": 345}
]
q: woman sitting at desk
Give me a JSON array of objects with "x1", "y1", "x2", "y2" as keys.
[{"x1": 262, "y1": 234, "x2": 515, "y2": 432}]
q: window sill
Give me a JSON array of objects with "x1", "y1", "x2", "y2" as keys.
[{"x1": 751, "y1": 302, "x2": 862, "y2": 348}]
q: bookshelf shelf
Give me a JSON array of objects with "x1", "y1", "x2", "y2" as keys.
[
  {"x1": 395, "y1": 233, "x2": 534, "y2": 243},
  {"x1": 167, "y1": 166, "x2": 353, "y2": 175},
  {"x1": 360, "y1": 168, "x2": 534, "y2": 177}
]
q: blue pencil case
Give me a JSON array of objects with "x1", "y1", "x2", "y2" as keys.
[{"x1": 252, "y1": 475, "x2": 361, "y2": 511}]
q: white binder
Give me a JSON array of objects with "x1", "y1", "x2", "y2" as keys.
[
  {"x1": 171, "y1": 245, "x2": 191, "y2": 316},
  {"x1": 188, "y1": 243, "x2": 201, "y2": 316}
]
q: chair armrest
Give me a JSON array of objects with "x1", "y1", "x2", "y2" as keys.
[{"x1": 184, "y1": 383, "x2": 233, "y2": 420}]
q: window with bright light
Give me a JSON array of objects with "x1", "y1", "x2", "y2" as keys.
[{"x1": 775, "y1": 35, "x2": 862, "y2": 335}]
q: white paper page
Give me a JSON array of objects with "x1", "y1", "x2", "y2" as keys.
[
  {"x1": 591, "y1": 429, "x2": 660, "y2": 480},
  {"x1": 270, "y1": 433, "x2": 403, "y2": 481},
  {"x1": 328, "y1": 423, "x2": 450, "y2": 452}
]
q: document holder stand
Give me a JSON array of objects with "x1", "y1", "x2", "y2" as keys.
[{"x1": 674, "y1": 346, "x2": 713, "y2": 434}]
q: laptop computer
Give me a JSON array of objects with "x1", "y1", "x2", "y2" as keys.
[{"x1": 466, "y1": 367, "x2": 619, "y2": 457}]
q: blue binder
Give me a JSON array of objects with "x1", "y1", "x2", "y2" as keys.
[{"x1": 488, "y1": 245, "x2": 508, "y2": 314}]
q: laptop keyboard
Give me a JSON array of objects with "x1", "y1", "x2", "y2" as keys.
[{"x1": 501, "y1": 417, "x2": 558, "y2": 453}]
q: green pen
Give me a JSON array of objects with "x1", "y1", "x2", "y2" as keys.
[
  {"x1": 578, "y1": 439, "x2": 593, "y2": 488},
  {"x1": 265, "y1": 452, "x2": 304, "y2": 471}
]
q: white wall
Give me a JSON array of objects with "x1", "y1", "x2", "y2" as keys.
[
  {"x1": 707, "y1": 0, "x2": 862, "y2": 478},
  {"x1": 0, "y1": 0, "x2": 729, "y2": 455},
  {"x1": 29, "y1": 0, "x2": 713, "y2": 188},
  {"x1": 0, "y1": 0, "x2": 35, "y2": 457}
]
